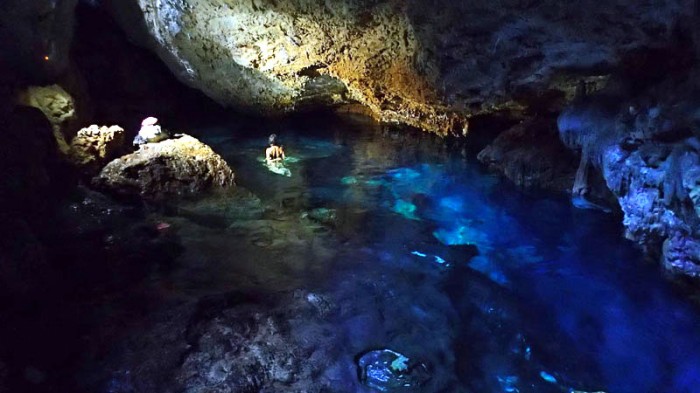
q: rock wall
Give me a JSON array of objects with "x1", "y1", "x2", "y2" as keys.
[
  {"x1": 103, "y1": 0, "x2": 690, "y2": 135},
  {"x1": 558, "y1": 76, "x2": 700, "y2": 276}
]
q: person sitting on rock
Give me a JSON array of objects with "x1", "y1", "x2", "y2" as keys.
[
  {"x1": 133, "y1": 116, "x2": 168, "y2": 146},
  {"x1": 265, "y1": 133, "x2": 286, "y2": 164}
]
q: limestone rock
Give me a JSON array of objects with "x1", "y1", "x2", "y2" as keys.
[
  {"x1": 357, "y1": 349, "x2": 430, "y2": 392},
  {"x1": 93, "y1": 134, "x2": 234, "y2": 200},
  {"x1": 104, "y1": 0, "x2": 687, "y2": 134},
  {"x1": 558, "y1": 77, "x2": 700, "y2": 276},
  {"x1": 69, "y1": 125, "x2": 125, "y2": 173},
  {"x1": 90, "y1": 291, "x2": 341, "y2": 392},
  {"x1": 18, "y1": 84, "x2": 77, "y2": 153},
  {"x1": 477, "y1": 118, "x2": 577, "y2": 192}
]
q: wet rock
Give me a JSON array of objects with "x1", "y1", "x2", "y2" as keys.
[
  {"x1": 357, "y1": 349, "x2": 430, "y2": 392},
  {"x1": 90, "y1": 291, "x2": 343, "y2": 392},
  {"x1": 304, "y1": 207, "x2": 338, "y2": 226},
  {"x1": 478, "y1": 118, "x2": 577, "y2": 192},
  {"x1": 69, "y1": 125, "x2": 125, "y2": 174},
  {"x1": 93, "y1": 134, "x2": 235, "y2": 201},
  {"x1": 558, "y1": 77, "x2": 700, "y2": 276}
]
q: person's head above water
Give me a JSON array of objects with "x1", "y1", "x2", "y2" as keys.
[{"x1": 268, "y1": 133, "x2": 279, "y2": 146}]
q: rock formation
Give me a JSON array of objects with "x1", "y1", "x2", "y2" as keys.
[
  {"x1": 93, "y1": 134, "x2": 235, "y2": 200},
  {"x1": 558, "y1": 76, "x2": 700, "y2": 276},
  {"x1": 477, "y1": 118, "x2": 577, "y2": 192},
  {"x1": 102, "y1": 0, "x2": 688, "y2": 135},
  {"x1": 69, "y1": 125, "x2": 126, "y2": 173}
]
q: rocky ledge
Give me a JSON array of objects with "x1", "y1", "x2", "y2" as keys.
[{"x1": 93, "y1": 134, "x2": 235, "y2": 201}]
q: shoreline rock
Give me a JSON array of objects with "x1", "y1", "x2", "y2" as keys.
[{"x1": 93, "y1": 134, "x2": 235, "y2": 201}]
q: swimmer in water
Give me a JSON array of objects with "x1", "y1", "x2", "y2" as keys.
[{"x1": 265, "y1": 133, "x2": 286, "y2": 164}]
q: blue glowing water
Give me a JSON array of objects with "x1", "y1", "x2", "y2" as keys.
[{"x1": 181, "y1": 115, "x2": 700, "y2": 392}]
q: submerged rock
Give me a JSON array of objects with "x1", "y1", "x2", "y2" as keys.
[
  {"x1": 357, "y1": 349, "x2": 430, "y2": 392},
  {"x1": 89, "y1": 291, "x2": 344, "y2": 393},
  {"x1": 69, "y1": 125, "x2": 125, "y2": 173},
  {"x1": 93, "y1": 134, "x2": 234, "y2": 201}
]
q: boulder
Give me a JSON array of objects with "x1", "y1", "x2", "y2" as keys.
[
  {"x1": 477, "y1": 118, "x2": 577, "y2": 192},
  {"x1": 92, "y1": 134, "x2": 234, "y2": 201},
  {"x1": 88, "y1": 291, "x2": 343, "y2": 392},
  {"x1": 69, "y1": 125, "x2": 125, "y2": 173}
]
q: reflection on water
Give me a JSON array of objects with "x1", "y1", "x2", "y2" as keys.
[{"x1": 144, "y1": 114, "x2": 700, "y2": 393}]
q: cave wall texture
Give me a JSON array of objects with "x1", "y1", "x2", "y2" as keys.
[{"x1": 102, "y1": 0, "x2": 691, "y2": 135}]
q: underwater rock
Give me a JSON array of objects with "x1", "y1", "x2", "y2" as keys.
[
  {"x1": 174, "y1": 188, "x2": 264, "y2": 227},
  {"x1": 92, "y1": 134, "x2": 234, "y2": 201},
  {"x1": 88, "y1": 291, "x2": 343, "y2": 392},
  {"x1": 304, "y1": 208, "x2": 338, "y2": 226},
  {"x1": 357, "y1": 349, "x2": 430, "y2": 392},
  {"x1": 69, "y1": 125, "x2": 125, "y2": 174},
  {"x1": 558, "y1": 78, "x2": 700, "y2": 276},
  {"x1": 17, "y1": 84, "x2": 78, "y2": 154},
  {"x1": 477, "y1": 118, "x2": 577, "y2": 192}
]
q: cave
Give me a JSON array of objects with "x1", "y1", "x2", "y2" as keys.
[{"x1": 1, "y1": 0, "x2": 700, "y2": 392}]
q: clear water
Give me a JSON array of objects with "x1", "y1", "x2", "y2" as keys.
[{"x1": 140, "y1": 114, "x2": 699, "y2": 392}]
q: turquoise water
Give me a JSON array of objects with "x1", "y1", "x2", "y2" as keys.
[{"x1": 159, "y1": 114, "x2": 700, "y2": 392}]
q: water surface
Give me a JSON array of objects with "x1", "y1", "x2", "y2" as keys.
[{"x1": 152, "y1": 114, "x2": 700, "y2": 392}]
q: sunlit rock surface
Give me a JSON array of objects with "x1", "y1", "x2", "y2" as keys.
[
  {"x1": 93, "y1": 134, "x2": 234, "y2": 200},
  {"x1": 18, "y1": 85, "x2": 78, "y2": 153},
  {"x1": 558, "y1": 77, "x2": 700, "y2": 276},
  {"x1": 69, "y1": 125, "x2": 126, "y2": 174},
  {"x1": 103, "y1": 0, "x2": 687, "y2": 134}
]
